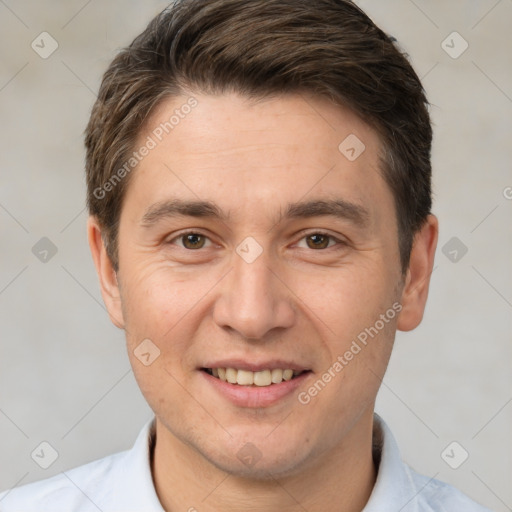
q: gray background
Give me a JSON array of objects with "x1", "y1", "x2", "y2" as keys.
[{"x1": 0, "y1": 1, "x2": 511, "y2": 510}]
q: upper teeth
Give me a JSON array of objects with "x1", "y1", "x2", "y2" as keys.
[{"x1": 210, "y1": 368, "x2": 301, "y2": 386}]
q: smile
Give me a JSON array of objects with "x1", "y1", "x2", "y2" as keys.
[{"x1": 202, "y1": 368, "x2": 310, "y2": 387}]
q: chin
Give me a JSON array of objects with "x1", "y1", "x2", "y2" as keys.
[
  {"x1": 206, "y1": 449, "x2": 310, "y2": 480},
  {"x1": 197, "y1": 432, "x2": 314, "y2": 480}
]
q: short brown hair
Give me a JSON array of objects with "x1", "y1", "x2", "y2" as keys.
[{"x1": 85, "y1": 0, "x2": 432, "y2": 274}]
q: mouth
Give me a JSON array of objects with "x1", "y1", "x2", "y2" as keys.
[{"x1": 201, "y1": 367, "x2": 311, "y2": 387}]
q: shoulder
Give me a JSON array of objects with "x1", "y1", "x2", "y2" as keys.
[
  {"x1": 406, "y1": 465, "x2": 494, "y2": 512},
  {"x1": 370, "y1": 414, "x2": 493, "y2": 512},
  {"x1": 0, "y1": 449, "x2": 128, "y2": 512}
]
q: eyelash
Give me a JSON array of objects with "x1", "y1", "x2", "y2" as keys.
[{"x1": 167, "y1": 230, "x2": 347, "y2": 251}]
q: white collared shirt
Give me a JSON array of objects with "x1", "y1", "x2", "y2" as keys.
[{"x1": 0, "y1": 413, "x2": 492, "y2": 511}]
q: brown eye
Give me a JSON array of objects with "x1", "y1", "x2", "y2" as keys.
[
  {"x1": 180, "y1": 233, "x2": 207, "y2": 249},
  {"x1": 305, "y1": 233, "x2": 333, "y2": 250}
]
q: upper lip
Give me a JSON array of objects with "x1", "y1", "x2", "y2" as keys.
[{"x1": 201, "y1": 359, "x2": 310, "y2": 372}]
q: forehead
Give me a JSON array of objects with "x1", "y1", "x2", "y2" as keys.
[
  {"x1": 123, "y1": 91, "x2": 394, "y2": 231},
  {"x1": 142, "y1": 91, "x2": 381, "y2": 162}
]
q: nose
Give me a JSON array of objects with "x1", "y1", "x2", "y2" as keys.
[{"x1": 213, "y1": 243, "x2": 296, "y2": 340}]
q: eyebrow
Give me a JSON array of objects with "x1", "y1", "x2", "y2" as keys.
[{"x1": 140, "y1": 198, "x2": 370, "y2": 229}]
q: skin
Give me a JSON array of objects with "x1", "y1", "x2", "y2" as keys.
[{"x1": 88, "y1": 91, "x2": 438, "y2": 512}]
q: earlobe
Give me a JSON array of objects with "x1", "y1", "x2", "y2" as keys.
[
  {"x1": 396, "y1": 214, "x2": 439, "y2": 332},
  {"x1": 87, "y1": 216, "x2": 125, "y2": 329}
]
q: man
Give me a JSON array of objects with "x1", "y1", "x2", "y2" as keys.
[{"x1": 0, "y1": 0, "x2": 493, "y2": 510}]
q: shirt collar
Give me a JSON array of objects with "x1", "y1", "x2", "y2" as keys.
[
  {"x1": 364, "y1": 412, "x2": 420, "y2": 511},
  {"x1": 110, "y1": 416, "x2": 164, "y2": 511}
]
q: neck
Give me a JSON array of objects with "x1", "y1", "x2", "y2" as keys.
[{"x1": 151, "y1": 411, "x2": 377, "y2": 512}]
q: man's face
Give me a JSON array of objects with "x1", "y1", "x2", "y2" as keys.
[{"x1": 109, "y1": 92, "x2": 406, "y2": 476}]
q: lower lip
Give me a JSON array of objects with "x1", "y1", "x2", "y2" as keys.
[{"x1": 200, "y1": 370, "x2": 311, "y2": 408}]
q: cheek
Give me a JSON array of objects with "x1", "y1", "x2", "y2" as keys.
[
  {"x1": 121, "y1": 266, "x2": 197, "y2": 418},
  {"x1": 303, "y1": 317, "x2": 396, "y2": 424},
  {"x1": 294, "y1": 263, "x2": 398, "y2": 403},
  {"x1": 119, "y1": 267, "x2": 203, "y2": 389},
  {"x1": 296, "y1": 261, "x2": 397, "y2": 337},
  {"x1": 121, "y1": 262, "x2": 194, "y2": 332}
]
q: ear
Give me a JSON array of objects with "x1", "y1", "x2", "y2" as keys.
[
  {"x1": 87, "y1": 216, "x2": 125, "y2": 329},
  {"x1": 396, "y1": 214, "x2": 438, "y2": 332}
]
